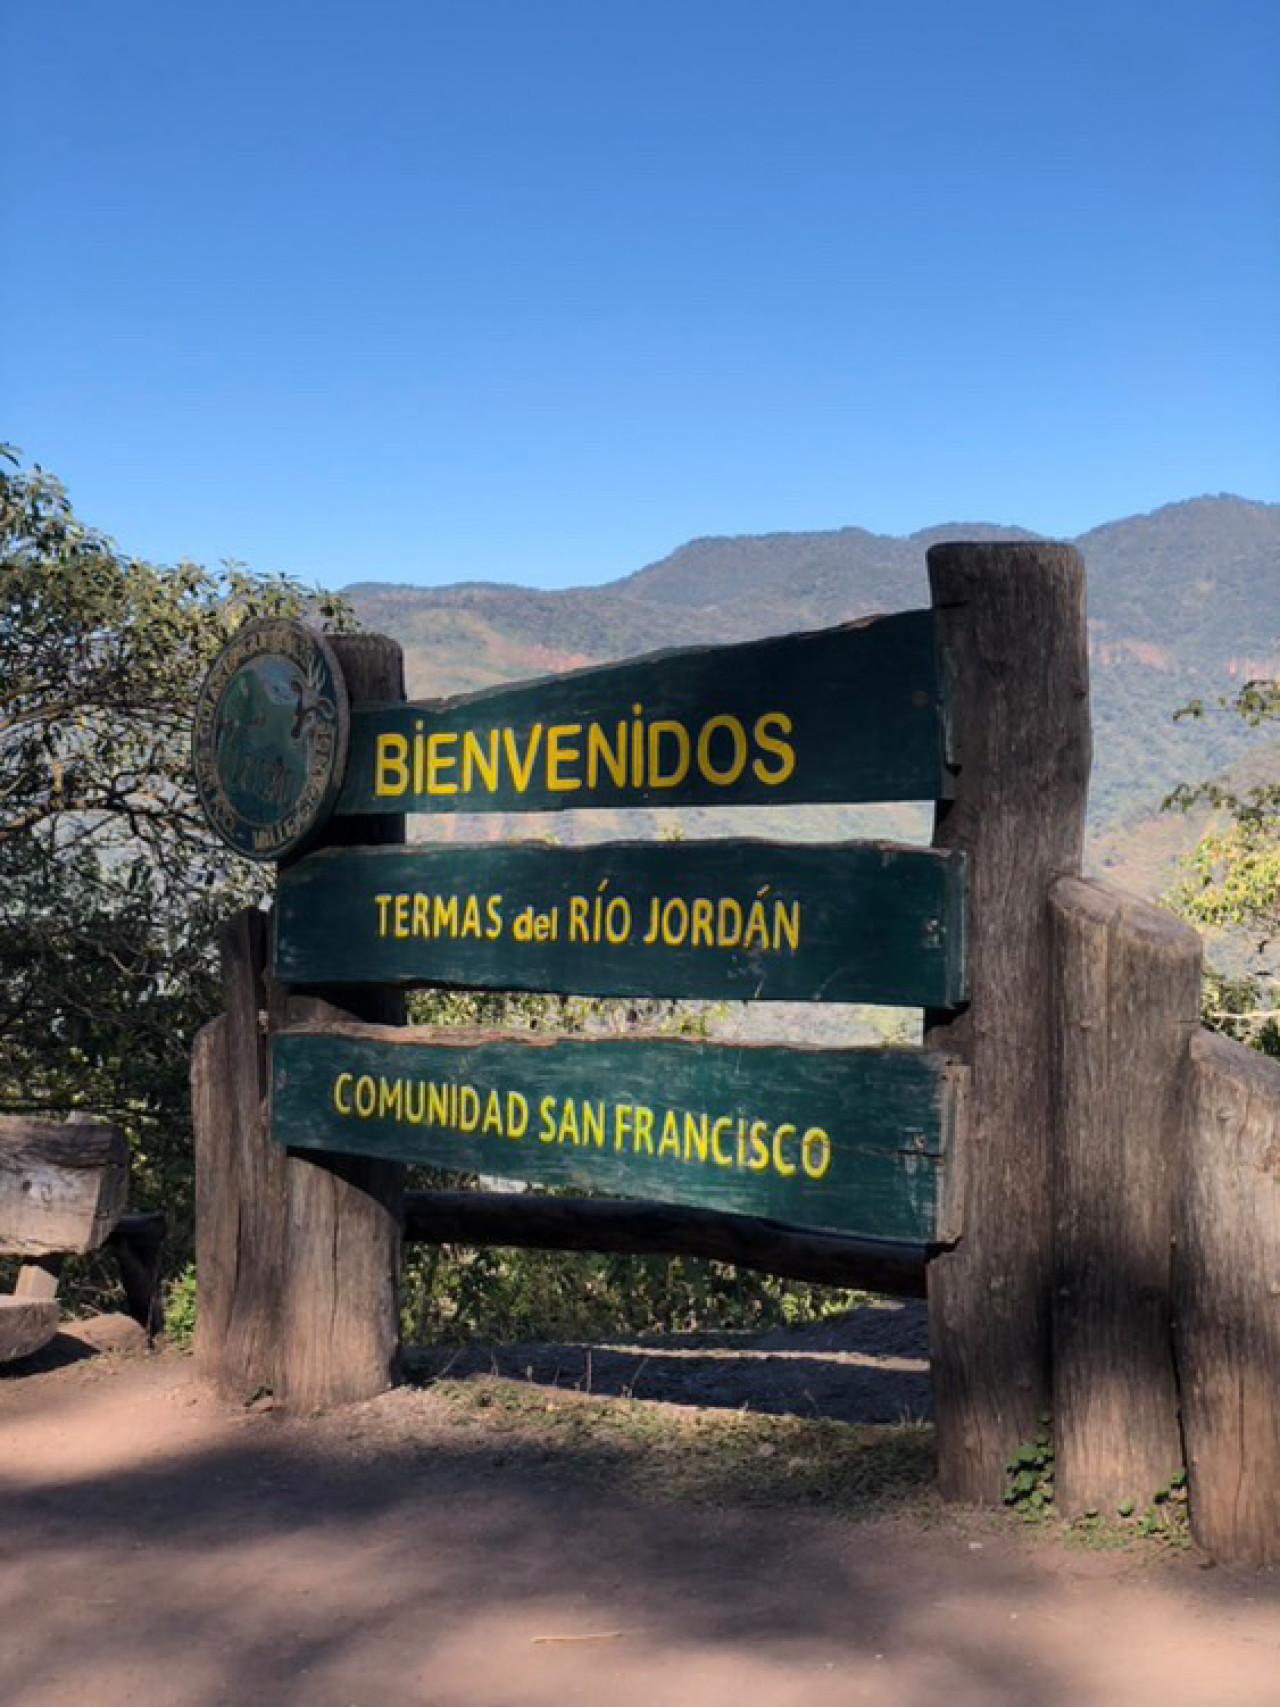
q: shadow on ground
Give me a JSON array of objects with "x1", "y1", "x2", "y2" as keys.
[
  {"x1": 405, "y1": 1297, "x2": 931, "y2": 1424},
  {"x1": 2, "y1": 1328, "x2": 1279, "y2": 1707}
]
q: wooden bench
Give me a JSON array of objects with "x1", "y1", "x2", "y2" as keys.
[{"x1": 0, "y1": 1114, "x2": 130, "y2": 1362}]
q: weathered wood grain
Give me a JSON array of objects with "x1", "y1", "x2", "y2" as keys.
[
  {"x1": 1175, "y1": 1031, "x2": 1280, "y2": 1564},
  {"x1": 0, "y1": 1116, "x2": 127, "y2": 1257},
  {"x1": 404, "y1": 1189, "x2": 930, "y2": 1297},
  {"x1": 191, "y1": 1014, "x2": 233, "y2": 1369},
  {"x1": 0, "y1": 1298, "x2": 60, "y2": 1363},
  {"x1": 192, "y1": 910, "x2": 287, "y2": 1397},
  {"x1": 275, "y1": 839, "x2": 968, "y2": 1008},
  {"x1": 1050, "y1": 877, "x2": 1198, "y2": 1515},
  {"x1": 271, "y1": 1021, "x2": 964, "y2": 1245},
  {"x1": 924, "y1": 541, "x2": 1092, "y2": 1504},
  {"x1": 338, "y1": 610, "x2": 945, "y2": 816},
  {"x1": 275, "y1": 632, "x2": 406, "y2": 1411},
  {"x1": 277, "y1": 996, "x2": 404, "y2": 1409}
]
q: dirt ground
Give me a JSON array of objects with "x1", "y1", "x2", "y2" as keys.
[{"x1": 3, "y1": 1307, "x2": 1280, "y2": 1707}]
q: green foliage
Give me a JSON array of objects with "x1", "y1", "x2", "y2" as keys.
[
  {"x1": 405, "y1": 985, "x2": 704, "y2": 1037},
  {"x1": 163, "y1": 1263, "x2": 199, "y2": 1349},
  {"x1": 1003, "y1": 1415, "x2": 1055, "y2": 1520},
  {"x1": 1002, "y1": 1422, "x2": 1191, "y2": 1549},
  {"x1": 1197, "y1": 970, "x2": 1280, "y2": 1059},
  {"x1": 0, "y1": 447, "x2": 352, "y2": 1274},
  {"x1": 994, "y1": 1400, "x2": 1194, "y2": 1551},
  {"x1": 1066, "y1": 1470, "x2": 1190, "y2": 1551},
  {"x1": 1166, "y1": 678, "x2": 1280, "y2": 1045},
  {"x1": 402, "y1": 1238, "x2": 867, "y2": 1346},
  {"x1": 1167, "y1": 781, "x2": 1280, "y2": 948}
]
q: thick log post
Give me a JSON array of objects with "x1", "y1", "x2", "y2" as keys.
[
  {"x1": 193, "y1": 910, "x2": 286, "y2": 1395},
  {"x1": 191, "y1": 1015, "x2": 232, "y2": 1366},
  {"x1": 1175, "y1": 1032, "x2": 1280, "y2": 1564},
  {"x1": 1049, "y1": 878, "x2": 1198, "y2": 1514},
  {"x1": 277, "y1": 990, "x2": 403, "y2": 1408},
  {"x1": 925, "y1": 542, "x2": 1091, "y2": 1503},
  {"x1": 275, "y1": 633, "x2": 406, "y2": 1410}
]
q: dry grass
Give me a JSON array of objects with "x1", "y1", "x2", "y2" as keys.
[{"x1": 423, "y1": 1373, "x2": 940, "y2": 1518}]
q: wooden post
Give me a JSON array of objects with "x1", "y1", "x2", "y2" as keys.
[
  {"x1": 275, "y1": 633, "x2": 406, "y2": 1410},
  {"x1": 1175, "y1": 1031, "x2": 1280, "y2": 1564},
  {"x1": 1049, "y1": 878, "x2": 1198, "y2": 1514},
  {"x1": 191, "y1": 1015, "x2": 232, "y2": 1370},
  {"x1": 925, "y1": 541, "x2": 1091, "y2": 1503},
  {"x1": 192, "y1": 909, "x2": 286, "y2": 1396}
]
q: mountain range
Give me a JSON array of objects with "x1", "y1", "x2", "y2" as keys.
[{"x1": 342, "y1": 496, "x2": 1280, "y2": 899}]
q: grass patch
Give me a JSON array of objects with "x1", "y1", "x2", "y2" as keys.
[{"x1": 423, "y1": 1374, "x2": 938, "y2": 1519}]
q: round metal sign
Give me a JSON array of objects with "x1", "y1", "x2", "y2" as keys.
[{"x1": 192, "y1": 618, "x2": 350, "y2": 862}]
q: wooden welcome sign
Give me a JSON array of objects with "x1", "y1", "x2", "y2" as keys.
[
  {"x1": 194, "y1": 612, "x2": 965, "y2": 1245},
  {"x1": 203, "y1": 547, "x2": 1199, "y2": 1548},
  {"x1": 197, "y1": 547, "x2": 1280, "y2": 1568}
]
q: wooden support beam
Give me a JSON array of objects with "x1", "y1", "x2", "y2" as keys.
[
  {"x1": 275, "y1": 632, "x2": 406, "y2": 1411},
  {"x1": 402, "y1": 1189, "x2": 929, "y2": 1298},
  {"x1": 925, "y1": 541, "x2": 1092, "y2": 1504},
  {"x1": 192, "y1": 909, "x2": 286, "y2": 1397},
  {"x1": 1049, "y1": 877, "x2": 1197, "y2": 1515}
]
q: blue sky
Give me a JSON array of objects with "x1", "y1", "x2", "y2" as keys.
[{"x1": 3, "y1": 1, "x2": 1278, "y2": 590}]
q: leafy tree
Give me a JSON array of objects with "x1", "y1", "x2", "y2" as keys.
[
  {"x1": 1166, "y1": 680, "x2": 1280, "y2": 1054},
  {"x1": 0, "y1": 447, "x2": 352, "y2": 1255}
]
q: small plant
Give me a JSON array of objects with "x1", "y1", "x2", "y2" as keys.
[
  {"x1": 1136, "y1": 1470, "x2": 1191, "y2": 1543},
  {"x1": 1003, "y1": 1414, "x2": 1055, "y2": 1520},
  {"x1": 1066, "y1": 1469, "x2": 1191, "y2": 1551},
  {"x1": 163, "y1": 1263, "x2": 198, "y2": 1350}
]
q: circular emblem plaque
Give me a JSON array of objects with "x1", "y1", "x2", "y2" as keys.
[{"x1": 192, "y1": 618, "x2": 350, "y2": 861}]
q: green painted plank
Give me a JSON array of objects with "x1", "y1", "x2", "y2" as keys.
[
  {"x1": 274, "y1": 840, "x2": 968, "y2": 1008},
  {"x1": 337, "y1": 610, "x2": 944, "y2": 816},
  {"x1": 270, "y1": 1025, "x2": 962, "y2": 1243}
]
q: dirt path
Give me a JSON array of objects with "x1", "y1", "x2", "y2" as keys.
[{"x1": 3, "y1": 1319, "x2": 1280, "y2": 1707}]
